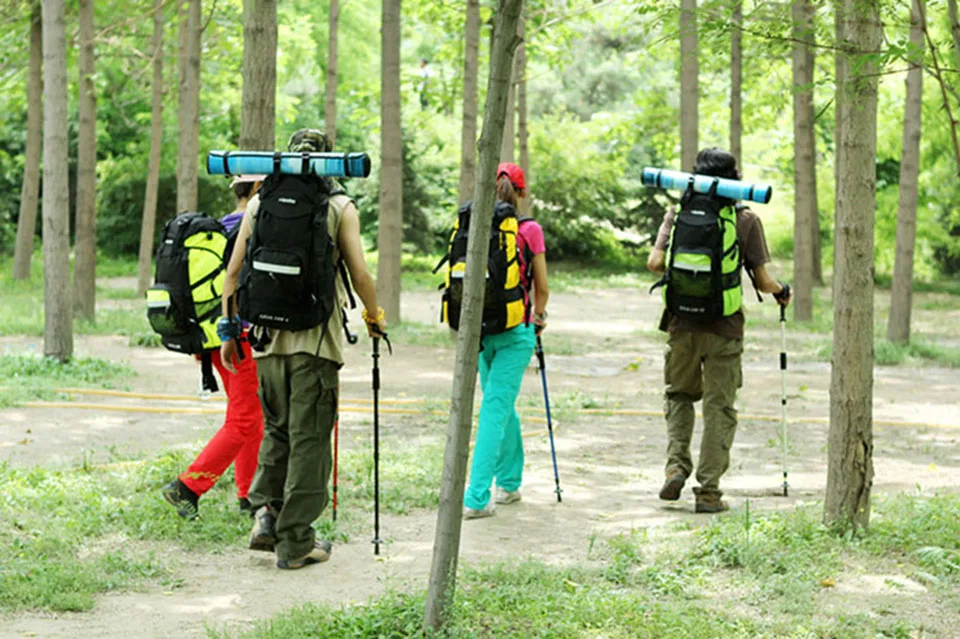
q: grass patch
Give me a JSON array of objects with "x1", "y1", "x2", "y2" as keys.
[
  {"x1": 814, "y1": 337, "x2": 960, "y2": 367},
  {"x1": 390, "y1": 321, "x2": 455, "y2": 349},
  {"x1": 0, "y1": 354, "x2": 135, "y2": 407}
]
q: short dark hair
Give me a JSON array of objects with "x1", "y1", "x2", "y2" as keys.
[
  {"x1": 233, "y1": 181, "x2": 255, "y2": 200},
  {"x1": 693, "y1": 148, "x2": 740, "y2": 180}
]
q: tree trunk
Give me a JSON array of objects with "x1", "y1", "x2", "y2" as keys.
[
  {"x1": 74, "y1": 0, "x2": 97, "y2": 320},
  {"x1": 730, "y1": 0, "x2": 742, "y2": 163},
  {"x1": 517, "y1": 16, "x2": 530, "y2": 215},
  {"x1": 812, "y1": 213, "x2": 823, "y2": 284},
  {"x1": 887, "y1": 0, "x2": 924, "y2": 343},
  {"x1": 947, "y1": 0, "x2": 960, "y2": 71},
  {"x1": 500, "y1": 56, "x2": 516, "y2": 162},
  {"x1": 680, "y1": 0, "x2": 699, "y2": 171},
  {"x1": 12, "y1": 2, "x2": 42, "y2": 281},
  {"x1": 137, "y1": 0, "x2": 165, "y2": 296},
  {"x1": 457, "y1": 0, "x2": 480, "y2": 206},
  {"x1": 423, "y1": 0, "x2": 524, "y2": 631},
  {"x1": 177, "y1": 0, "x2": 201, "y2": 213},
  {"x1": 825, "y1": 0, "x2": 880, "y2": 534},
  {"x1": 377, "y1": 0, "x2": 403, "y2": 323},
  {"x1": 324, "y1": 0, "x2": 339, "y2": 147},
  {"x1": 240, "y1": 0, "x2": 277, "y2": 151},
  {"x1": 792, "y1": 0, "x2": 817, "y2": 322},
  {"x1": 41, "y1": 0, "x2": 73, "y2": 361}
]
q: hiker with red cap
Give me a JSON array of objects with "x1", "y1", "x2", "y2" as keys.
[
  {"x1": 456, "y1": 162, "x2": 550, "y2": 519},
  {"x1": 162, "y1": 174, "x2": 266, "y2": 520}
]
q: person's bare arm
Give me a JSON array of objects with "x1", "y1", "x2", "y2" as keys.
[
  {"x1": 219, "y1": 210, "x2": 253, "y2": 374},
  {"x1": 647, "y1": 248, "x2": 666, "y2": 274},
  {"x1": 531, "y1": 253, "x2": 549, "y2": 316},
  {"x1": 751, "y1": 264, "x2": 791, "y2": 305},
  {"x1": 338, "y1": 202, "x2": 386, "y2": 335}
]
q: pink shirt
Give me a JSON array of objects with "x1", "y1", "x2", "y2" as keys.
[{"x1": 518, "y1": 219, "x2": 545, "y2": 292}]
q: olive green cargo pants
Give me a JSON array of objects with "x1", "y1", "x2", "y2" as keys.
[
  {"x1": 248, "y1": 354, "x2": 339, "y2": 562},
  {"x1": 663, "y1": 331, "x2": 743, "y2": 498}
]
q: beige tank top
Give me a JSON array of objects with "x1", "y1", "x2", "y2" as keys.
[{"x1": 247, "y1": 190, "x2": 350, "y2": 365}]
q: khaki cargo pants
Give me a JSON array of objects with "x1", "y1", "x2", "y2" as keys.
[
  {"x1": 663, "y1": 331, "x2": 743, "y2": 498},
  {"x1": 248, "y1": 354, "x2": 339, "y2": 562}
]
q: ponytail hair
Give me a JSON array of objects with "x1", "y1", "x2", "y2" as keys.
[{"x1": 496, "y1": 175, "x2": 519, "y2": 208}]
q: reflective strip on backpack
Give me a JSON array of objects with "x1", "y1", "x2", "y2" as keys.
[
  {"x1": 253, "y1": 261, "x2": 302, "y2": 276},
  {"x1": 673, "y1": 255, "x2": 712, "y2": 272}
]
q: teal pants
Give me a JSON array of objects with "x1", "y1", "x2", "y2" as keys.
[{"x1": 465, "y1": 324, "x2": 536, "y2": 510}]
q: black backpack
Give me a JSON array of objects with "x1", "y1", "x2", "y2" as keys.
[{"x1": 238, "y1": 174, "x2": 342, "y2": 334}]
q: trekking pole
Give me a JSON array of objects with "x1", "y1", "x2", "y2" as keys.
[
  {"x1": 535, "y1": 336, "x2": 563, "y2": 503},
  {"x1": 779, "y1": 304, "x2": 789, "y2": 497},
  {"x1": 371, "y1": 334, "x2": 383, "y2": 555}
]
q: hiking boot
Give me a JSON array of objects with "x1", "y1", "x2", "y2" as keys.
[
  {"x1": 249, "y1": 506, "x2": 277, "y2": 552},
  {"x1": 495, "y1": 487, "x2": 522, "y2": 505},
  {"x1": 161, "y1": 479, "x2": 200, "y2": 520},
  {"x1": 276, "y1": 540, "x2": 333, "y2": 570},
  {"x1": 695, "y1": 496, "x2": 729, "y2": 514},
  {"x1": 463, "y1": 504, "x2": 496, "y2": 520},
  {"x1": 238, "y1": 497, "x2": 252, "y2": 515},
  {"x1": 659, "y1": 472, "x2": 686, "y2": 501}
]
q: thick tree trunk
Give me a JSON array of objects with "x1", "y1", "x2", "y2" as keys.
[
  {"x1": 517, "y1": 16, "x2": 530, "y2": 215},
  {"x1": 825, "y1": 0, "x2": 880, "y2": 534},
  {"x1": 177, "y1": 0, "x2": 201, "y2": 213},
  {"x1": 377, "y1": 0, "x2": 403, "y2": 323},
  {"x1": 74, "y1": 0, "x2": 97, "y2": 320},
  {"x1": 680, "y1": 0, "x2": 699, "y2": 171},
  {"x1": 888, "y1": 0, "x2": 925, "y2": 343},
  {"x1": 792, "y1": 0, "x2": 818, "y2": 322},
  {"x1": 730, "y1": 0, "x2": 742, "y2": 163},
  {"x1": 423, "y1": 0, "x2": 524, "y2": 631},
  {"x1": 457, "y1": 0, "x2": 480, "y2": 205},
  {"x1": 41, "y1": 0, "x2": 73, "y2": 361},
  {"x1": 12, "y1": 2, "x2": 42, "y2": 281},
  {"x1": 240, "y1": 0, "x2": 277, "y2": 150},
  {"x1": 138, "y1": 0, "x2": 165, "y2": 296},
  {"x1": 324, "y1": 0, "x2": 339, "y2": 147}
]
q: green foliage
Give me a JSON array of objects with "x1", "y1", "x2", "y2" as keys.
[{"x1": 0, "y1": 353, "x2": 134, "y2": 408}]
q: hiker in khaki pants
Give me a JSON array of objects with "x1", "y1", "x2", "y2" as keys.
[{"x1": 647, "y1": 148, "x2": 791, "y2": 513}]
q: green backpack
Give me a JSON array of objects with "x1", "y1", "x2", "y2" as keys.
[{"x1": 658, "y1": 183, "x2": 742, "y2": 319}]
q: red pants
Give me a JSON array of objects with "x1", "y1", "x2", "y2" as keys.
[{"x1": 180, "y1": 338, "x2": 264, "y2": 499}]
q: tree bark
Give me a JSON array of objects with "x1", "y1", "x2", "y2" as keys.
[
  {"x1": 730, "y1": 0, "x2": 742, "y2": 163},
  {"x1": 887, "y1": 0, "x2": 924, "y2": 344},
  {"x1": 423, "y1": 0, "x2": 524, "y2": 631},
  {"x1": 324, "y1": 0, "x2": 339, "y2": 147},
  {"x1": 500, "y1": 54, "x2": 516, "y2": 163},
  {"x1": 680, "y1": 0, "x2": 699, "y2": 171},
  {"x1": 41, "y1": 0, "x2": 73, "y2": 361},
  {"x1": 457, "y1": 0, "x2": 481, "y2": 206},
  {"x1": 240, "y1": 0, "x2": 277, "y2": 151},
  {"x1": 947, "y1": 0, "x2": 960, "y2": 71},
  {"x1": 177, "y1": 0, "x2": 201, "y2": 213},
  {"x1": 12, "y1": 1, "x2": 42, "y2": 281},
  {"x1": 825, "y1": 0, "x2": 880, "y2": 534},
  {"x1": 74, "y1": 0, "x2": 97, "y2": 320},
  {"x1": 517, "y1": 16, "x2": 530, "y2": 215},
  {"x1": 792, "y1": 0, "x2": 818, "y2": 322},
  {"x1": 377, "y1": 0, "x2": 403, "y2": 323},
  {"x1": 137, "y1": 0, "x2": 165, "y2": 297}
]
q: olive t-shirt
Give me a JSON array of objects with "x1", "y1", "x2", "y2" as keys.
[{"x1": 654, "y1": 206, "x2": 771, "y2": 340}]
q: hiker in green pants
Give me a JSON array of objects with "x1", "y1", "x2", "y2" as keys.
[
  {"x1": 647, "y1": 148, "x2": 791, "y2": 513},
  {"x1": 463, "y1": 163, "x2": 550, "y2": 519}
]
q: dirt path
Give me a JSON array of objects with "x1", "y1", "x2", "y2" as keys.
[{"x1": 1, "y1": 285, "x2": 959, "y2": 637}]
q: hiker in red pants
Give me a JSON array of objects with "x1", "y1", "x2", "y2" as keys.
[{"x1": 162, "y1": 176, "x2": 266, "y2": 519}]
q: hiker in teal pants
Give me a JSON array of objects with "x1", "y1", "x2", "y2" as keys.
[{"x1": 464, "y1": 163, "x2": 550, "y2": 519}]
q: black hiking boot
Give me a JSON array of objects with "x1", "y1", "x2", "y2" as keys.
[
  {"x1": 238, "y1": 497, "x2": 252, "y2": 515},
  {"x1": 161, "y1": 479, "x2": 200, "y2": 521},
  {"x1": 276, "y1": 540, "x2": 333, "y2": 570},
  {"x1": 249, "y1": 506, "x2": 277, "y2": 553},
  {"x1": 658, "y1": 472, "x2": 687, "y2": 501}
]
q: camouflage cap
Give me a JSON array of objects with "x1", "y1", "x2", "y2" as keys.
[{"x1": 287, "y1": 128, "x2": 332, "y2": 153}]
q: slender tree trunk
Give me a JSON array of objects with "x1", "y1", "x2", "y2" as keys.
[
  {"x1": 240, "y1": 0, "x2": 277, "y2": 150},
  {"x1": 517, "y1": 16, "x2": 530, "y2": 214},
  {"x1": 792, "y1": 0, "x2": 818, "y2": 322},
  {"x1": 41, "y1": 0, "x2": 73, "y2": 361},
  {"x1": 423, "y1": 0, "x2": 524, "y2": 631},
  {"x1": 948, "y1": 0, "x2": 960, "y2": 71},
  {"x1": 888, "y1": 0, "x2": 925, "y2": 343},
  {"x1": 457, "y1": 0, "x2": 480, "y2": 205},
  {"x1": 138, "y1": 0, "x2": 165, "y2": 296},
  {"x1": 377, "y1": 0, "x2": 403, "y2": 323},
  {"x1": 177, "y1": 0, "x2": 201, "y2": 213},
  {"x1": 74, "y1": 0, "x2": 97, "y2": 320},
  {"x1": 812, "y1": 212, "x2": 823, "y2": 284},
  {"x1": 325, "y1": 0, "x2": 339, "y2": 147},
  {"x1": 680, "y1": 0, "x2": 699, "y2": 171},
  {"x1": 500, "y1": 56, "x2": 516, "y2": 162},
  {"x1": 825, "y1": 0, "x2": 881, "y2": 534},
  {"x1": 730, "y1": 0, "x2": 742, "y2": 163},
  {"x1": 12, "y1": 2, "x2": 42, "y2": 281}
]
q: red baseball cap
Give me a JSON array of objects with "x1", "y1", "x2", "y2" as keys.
[{"x1": 497, "y1": 162, "x2": 526, "y2": 191}]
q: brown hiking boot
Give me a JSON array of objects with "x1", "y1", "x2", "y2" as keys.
[
  {"x1": 695, "y1": 496, "x2": 729, "y2": 513},
  {"x1": 658, "y1": 472, "x2": 686, "y2": 501}
]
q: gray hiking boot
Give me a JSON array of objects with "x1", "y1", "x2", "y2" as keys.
[
  {"x1": 495, "y1": 487, "x2": 522, "y2": 505},
  {"x1": 249, "y1": 506, "x2": 277, "y2": 552},
  {"x1": 463, "y1": 504, "x2": 496, "y2": 520},
  {"x1": 276, "y1": 540, "x2": 333, "y2": 570}
]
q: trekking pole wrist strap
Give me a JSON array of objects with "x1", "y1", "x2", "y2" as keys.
[
  {"x1": 217, "y1": 316, "x2": 243, "y2": 342},
  {"x1": 773, "y1": 282, "x2": 791, "y2": 302}
]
